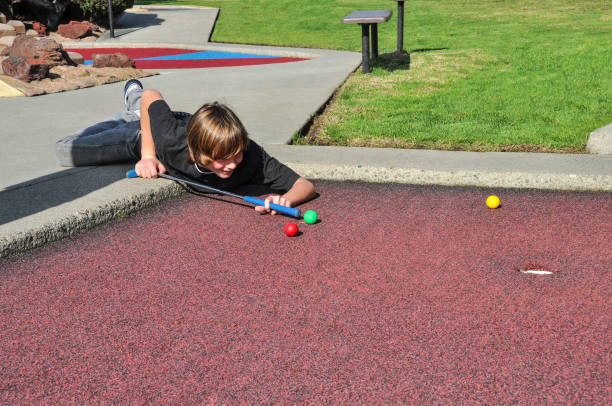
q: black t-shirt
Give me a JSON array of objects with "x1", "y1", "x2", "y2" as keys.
[{"x1": 148, "y1": 99, "x2": 300, "y2": 194}]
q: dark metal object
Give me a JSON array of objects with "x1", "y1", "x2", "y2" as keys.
[
  {"x1": 107, "y1": 0, "x2": 114, "y2": 38},
  {"x1": 397, "y1": 0, "x2": 404, "y2": 52},
  {"x1": 342, "y1": 10, "x2": 392, "y2": 74},
  {"x1": 361, "y1": 24, "x2": 370, "y2": 74},
  {"x1": 371, "y1": 23, "x2": 378, "y2": 58}
]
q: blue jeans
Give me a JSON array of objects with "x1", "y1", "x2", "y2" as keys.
[{"x1": 55, "y1": 88, "x2": 143, "y2": 167}]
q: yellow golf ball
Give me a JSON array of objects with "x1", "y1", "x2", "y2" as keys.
[{"x1": 486, "y1": 195, "x2": 500, "y2": 209}]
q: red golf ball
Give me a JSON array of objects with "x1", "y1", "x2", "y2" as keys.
[{"x1": 284, "y1": 222, "x2": 299, "y2": 237}]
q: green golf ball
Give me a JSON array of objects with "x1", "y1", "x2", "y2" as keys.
[{"x1": 303, "y1": 210, "x2": 318, "y2": 224}]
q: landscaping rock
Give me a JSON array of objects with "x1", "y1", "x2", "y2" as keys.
[
  {"x1": 7, "y1": 20, "x2": 25, "y2": 34},
  {"x1": 0, "y1": 23, "x2": 15, "y2": 37},
  {"x1": 66, "y1": 51, "x2": 84, "y2": 65},
  {"x1": 33, "y1": 22, "x2": 47, "y2": 36},
  {"x1": 92, "y1": 52, "x2": 134, "y2": 68},
  {"x1": 2, "y1": 56, "x2": 49, "y2": 81},
  {"x1": 10, "y1": 35, "x2": 68, "y2": 67},
  {"x1": 586, "y1": 124, "x2": 612, "y2": 154},
  {"x1": 57, "y1": 20, "x2": 92, "y2": 39},
  {"x1": 0, "y1": 65, "x2": 158, "y2": 96},
  {"x1": 0, "y1": 34, "x2": 14, "y2": 47},
  {"x1": 0, "y1": 15, "x2": 156, "y2": 96}
]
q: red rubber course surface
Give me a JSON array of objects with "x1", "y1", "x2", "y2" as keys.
[{"x1": 1, "y1": 181, "x2": 610, "y2": 404}]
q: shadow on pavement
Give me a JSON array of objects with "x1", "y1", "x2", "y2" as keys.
[
  {"x1": 116, "y1": 12, "x2": 164, "y2": 30},
  {"x1": 99, "y1": 12, "x2": 165, "y2": 38},
  {"x1": 0, "y1": 166, "x2": 130, "y2": 226}
]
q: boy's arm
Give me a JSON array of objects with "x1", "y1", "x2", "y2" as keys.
[
  {"x1": 282, "y1": 177, "x2": 316, "y2": 206},
  {"x1": 135, "y1": 89, "x2": 167, "y2": 178},
  {"x1": 256, "y1": 177, "x2": 316, "y2": 215}
]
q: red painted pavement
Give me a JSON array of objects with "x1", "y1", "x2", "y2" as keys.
[
  {"x1": 68, "y1": 48, "x2": 196, "y2": 59},
  {"x1": 1, "y1": 182, "x2": 610, "y2": 403},
  {"x1": 130, "y1": 57, "x2": 308, "y2": 70},
  {"x1": 66, "y1": 48, "x2": 308, "y2": 69}
]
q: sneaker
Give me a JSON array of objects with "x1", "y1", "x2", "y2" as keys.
[{"x1": 123, "y1": 79, "x2": 143, "y2": 107}]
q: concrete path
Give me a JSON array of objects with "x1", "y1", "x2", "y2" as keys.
[
  {"x1": 99, "y1": 5, "x2": 219, "y2": 44},
  {"x1": 1, "y1": 6, "x2": 610, "y2": 257}
]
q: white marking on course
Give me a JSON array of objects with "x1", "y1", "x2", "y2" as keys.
[{"x1": 520, "y1": 269, "x2": 554, "y2": 275}]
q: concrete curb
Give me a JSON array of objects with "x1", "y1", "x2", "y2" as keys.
[
  {"x1": 0, "y1": 167, "x2": 184, "y2": 258},
  {"x1": 0, "y1": 183, "x2": 183, "y2": 258},
  {"x1": 291, "y1": 164, "x2": 612, "y2": 191},
  {"x1": 266, "y1": 145, "x2": 612, "y2": 190},
  {"x1": 275, "y1": 151, "x2": 612, "y2": 192}
]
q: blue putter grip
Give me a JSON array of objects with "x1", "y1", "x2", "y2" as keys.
[
  {"x1": 243, "y1": 196, "x2": 301, "y2": 218},
  {"x1": 126, "y1": 169, "x2": 139, "y2": 178}
]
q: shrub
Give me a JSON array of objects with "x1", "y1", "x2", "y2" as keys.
[{"x1": 70, "y1": 0, "x2": 134, "y2": 27}]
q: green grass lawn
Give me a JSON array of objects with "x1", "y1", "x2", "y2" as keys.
[{"x1": 136, "y1": 0, "x2": 611, "y2": 152}]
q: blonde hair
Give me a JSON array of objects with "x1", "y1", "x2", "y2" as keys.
[{"x1": 187, "y1": 102, "x2": 249, "y2": 165}]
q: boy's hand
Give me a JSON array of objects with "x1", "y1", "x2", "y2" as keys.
[
  {"x1": 255, "y1": 194, "x2": 292, "y2": 215},
  {"x1": 135, "y1": 156, "x2": 166, "y2": 178}
]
